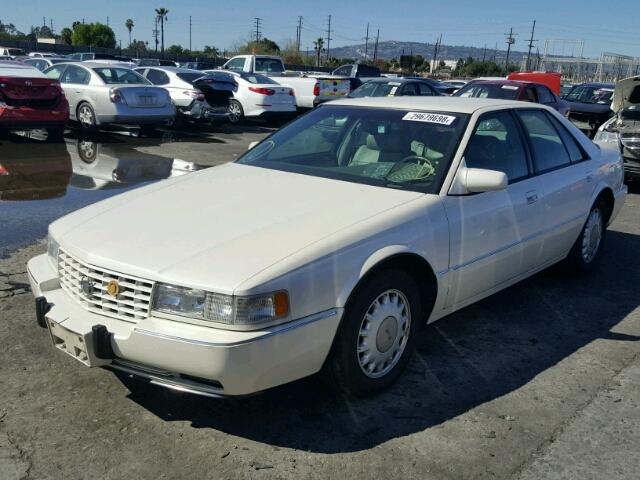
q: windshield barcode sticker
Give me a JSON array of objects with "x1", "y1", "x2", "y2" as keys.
[{"x1": 402, "y1": 112, "x2": 456, "y2": 125}]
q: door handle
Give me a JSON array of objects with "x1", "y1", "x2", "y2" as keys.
[
  {"x1": 525, "y1": 190, "x2": 539, "y2": 204},
  {"x1": 586, "y1": 170, "x2": 594, "y2": 183}
]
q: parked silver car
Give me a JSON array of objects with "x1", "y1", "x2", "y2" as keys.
[
  {"x1": 43, "y1": 62, "x2": 175, "y2": 130},
  {"x1": 22, "y1": 57, "x2": 69, "y2": 71},
  {"x1": 134, "y1": 66, "x2": 231, "y2": 124}
]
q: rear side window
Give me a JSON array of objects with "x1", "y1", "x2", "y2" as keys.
[
  {"x1": 546, "y1": 113, "x2": 587, "y2": 163},
  {"x1": 465, "y1": 111, "x2": 529, "y2": 182},
  {"x1": 146, "y1": 69, "x2": 169, "y2": 85},
  {"x1": 517, "y1": 110, "x2": 571, "y2": 173},
  {"x1": 60, "y1": 65, "x2": 90, "y2": 85},
  {"x1": 401, "y1": 83, "x2": 419, "y2": 96},
  {"x1": 44, "y1": 65, "x2": 66, "y2": 80},
  {"x1": 254, "y1": 58, "x2": 284, "y2": 73},
  {"x1": 536, "y1": 86, "x2": 555, "y2": 104},
  {"x1": 418, "y1": 83, "x2": 435, "y2": 96}
]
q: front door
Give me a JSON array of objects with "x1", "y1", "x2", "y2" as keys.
[
  {"x1": 59, "y1": 65, "x2": 91, "y2": 116},
  {"x1": 443, "y1": 110, "x2": 545, "y2": 308}
]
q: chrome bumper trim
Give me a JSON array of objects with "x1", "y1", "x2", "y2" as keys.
[{"x1": 133, "y1": 308, "x2": 339, "y2": 348}]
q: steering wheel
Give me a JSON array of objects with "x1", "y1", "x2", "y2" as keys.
[{"x1": 384, "y1": 155, "x2": 435, "y2": 182}]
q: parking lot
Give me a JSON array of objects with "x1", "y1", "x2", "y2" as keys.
[{"x1": 0, "y1": 122, "x2": 639, "y2": 479}]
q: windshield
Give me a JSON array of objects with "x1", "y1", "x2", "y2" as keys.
[
  {"x1": 240, "y1": 72, "x2": 278, "y2": 84},
  {"x1": 254, "y1": 57, "x2": 285, "y2": 73},
  {"x1": 350, "y1": 81, "x2": 400, "y2": 98},
  {"x1": 565, "y1": 85, "x2": 613, "y2": 104},
  {"x1": 94, "y1": 68, "x2": 149, "y2": 84},
  {"x1": 237, "y1": 106, "x2": 468, "y2": 193},
  {"x1": 176, "y1": 72, "x2": 205, "y2": 84},
  {"x1": 454, "y1": 83, "x2": 520, "y2": 100}
]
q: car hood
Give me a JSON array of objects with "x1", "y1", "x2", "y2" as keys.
[
  {"x1": 612, "y1": 76, "x2": 640, "y2": 113},
  {"x1": 566, "y1": 101, "x2": 611, "y2": 115},
  {"x1": 51, "y1": 163, "x2": 423, "y2": 293}
]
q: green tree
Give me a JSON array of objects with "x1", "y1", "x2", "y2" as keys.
[
  {"x1": 202, "y1": 45, "x2": 219, "y2": 57},
  {"x1": 155, "y1": 8, "x2": 168, "y2": 57},
  {"x1": 125, "y1": 19, "x2": 134, "y2": 46},
  {"x1": 313, "y1": 37, "x2": 324, "y2": 67},
  {"x1": 59, "y1": 27, "x2": 73, "y2": 45},
  {"x1": 128, "y1": 39, "x2": 147, "y2": 56},
  {"x1": 72, "y1": 22, "x2": 116, "y2": 48},
  {"x1": 239, "y1": 37, "x2": 280, "y2": 55},
  {"x1": 166, "y1": 44, "x2": 183, "y2": 56}
]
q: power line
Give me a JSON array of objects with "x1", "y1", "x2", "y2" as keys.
[
  {"x1": 525, "y1": 19, "x2": 538, "y2": 70},
  {"x1": 326, "y1": 15, "x2": 332, "y2": 61},
  {"x1": 504, "y1": 27, "x2": 517, "y2": 66},
  {"x1": 254, "y1": 17, "x2": 262, "y2": 43}
]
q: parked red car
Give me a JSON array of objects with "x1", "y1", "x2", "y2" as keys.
[
  {"x1": 0, "y1": 60, "x2": 69, "y2": 138},
  {"x1": 454, "y1": 79, "x2": 570, "y2": 117}
]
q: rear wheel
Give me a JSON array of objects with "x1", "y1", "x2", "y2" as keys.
[
  {"x1": 228, "y1": 100, "x2": 244, "y2": 124},
  {"x1": 77, "y1": 102, "x2": 96, "y2": 131},
  {"x1": 328, "y1": 269, "x2": 423, "y2": 397},
  {"x1": 567, "y1": 198, "x2": 608, "y2": 272}
]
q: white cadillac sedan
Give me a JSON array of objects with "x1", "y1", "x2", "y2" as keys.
[{"x1": 28, "y1": 97, "x2": 626, "y2": 398}]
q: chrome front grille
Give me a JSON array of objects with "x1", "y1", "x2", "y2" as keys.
[
  {"x1": 58, "y1": 250, "x2": 154, "y2": 323},
  {"x1": 621, "y1": 136, "x2": 640, "y2": 151}
]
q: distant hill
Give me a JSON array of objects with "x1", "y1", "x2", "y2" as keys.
[{"x1": 329, "y1": 40, "x2": 530, "y2": 64}]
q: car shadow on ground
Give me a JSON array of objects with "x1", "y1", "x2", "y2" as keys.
[{"x1": 118, "y1": 230, "x2": 640, "y2": 453}]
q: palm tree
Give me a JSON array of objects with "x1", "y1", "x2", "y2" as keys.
[
  {"x1": 313, "y1": 37, "x2": 324, "y2": 67},
  {"x1": 125, "y1": 19, "x2": 134, "y2": 47},
  {"x1": 155, "y1": 8, "x2": 169, "y2": 57}
]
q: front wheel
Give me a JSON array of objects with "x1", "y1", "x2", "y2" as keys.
[
  {"x1": 327, "y1": 269, "x2": 423, "y2": 397},
  {"x1": 567, "y1": 199, "x2": 607, "y2": 272},
  {"x1": 228, "y1": 100, "x2": 244, "y2": 124}
]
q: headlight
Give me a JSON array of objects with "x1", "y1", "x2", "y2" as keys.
[
  {"x1": 152, "y1": 283, "x2": 290, "y2": 327},
  {"x1": 47, "y1": 235, "x2": 59, "y2": 271},
  {"x1": 593, "y1": 129, "x2": 620, "y2": 146}
]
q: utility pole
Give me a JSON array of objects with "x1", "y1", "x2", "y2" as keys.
[
  {"x1": 153, "y1": 17, "x2": 159, "y2": 55},
  {"x1": 364, "y1": 23, "x2": 370, "y2": 60},
  {"x1": 373, "y1": 28, "x2": 379, "y2": 61},
  {"x1": 50, "y1": 19, "x2": 54, "y2": 35},
  {"x1": 525, "y1": 19, "x2": 537, "y2": 71},
  {"x1": 482, "y1": 44, "x2": 487, "y2": 62},
  {"x1": 432, "y1": 34, "x2": 442, "y2": 74},
  {"x1": 254, "y1": 17, "x2": 262, "y2": 43},
  {"x1": 106, "y1": 16, "x2": 109, "y2": 27},
  {"x1": 296, "y1": 16, "x2": 303, "y2": 53},
  {"x1": 189, "y1": 16, "x2": 192, "y2": 51},
  {"x1": 326, "y1": 15, "x2": 332, "y2": 61},
  {"x1": 504, "y1": 27, "x2": 517, "y2": 67}
]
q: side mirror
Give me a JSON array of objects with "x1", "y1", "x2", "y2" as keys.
[
  {"x1": 248, "y1": 141, "x2": 259, "y2": 150},
  {"x1": 460, "y1": 167, "x2": 508, "y2": 193}
]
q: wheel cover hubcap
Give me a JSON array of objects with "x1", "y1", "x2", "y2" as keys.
[
  {"x1": 582, "y1": 208, "x2": 603, "y2": 263},
  {"x1": 357, "y1": 289, "x2": 411, "y2": 379},
  {"x1": 229, "y1": 103, "x2": 241, "y2": 121},
  {"x1": 79, "y1": 106, "x2": 93, "y2": 125}
]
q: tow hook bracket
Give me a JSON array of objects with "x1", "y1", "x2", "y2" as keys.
[
  {"x1": 93, "y1": 325, "x2": 115, "y2": 359},
  {"x1": 35, "y1": 296, "x2": 51, "y2": 328}
]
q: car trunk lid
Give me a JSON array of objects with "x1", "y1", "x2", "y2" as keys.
[
  {"x1": 193, "y1": 75, "x2": 237, "y2": 107},
  {"x1": 117, "y1": 86, "x2": 169, "y2": 108},
  {"x1": 0, "y1": 76, "x2": 63, "y2": 108}
]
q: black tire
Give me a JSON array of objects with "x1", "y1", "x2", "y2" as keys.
[
  {"x1": 328, "y1": 269, "x2": 424, "y2": 397},
  {"x1": 567, "y1": 198, "x2": 608, "y2": 273},
  {"x1": 228, "y1": 100, "x2": 244, "y2": 124},
  {"x1": 76, "y1": 102, "x2": 97, "y2": 131}
]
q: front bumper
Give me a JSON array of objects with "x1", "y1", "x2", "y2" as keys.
[
  {"x1": 623, "y1": 156, "x2": 640, "y2": 179},
  {"x1": 27, "y1": 254, "x2": 342, "y2": 397}
]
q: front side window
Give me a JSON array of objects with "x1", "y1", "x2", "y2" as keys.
[
  {"x1": 465, "y1": 111, "x2": 529, "y2": 182},
  {"x1": 536, "y1": 86, "x2": 555, "y2": 104},
  {"x1": 517, "y1": 110, "x2": 571, "y2": 173},
  {"x1": 225, "y1": 58, "x2": 246, "y2": 71},
  {"x1": 418, "y1": 83, "x2": 435, "y2": 96},
  {"x1": 350, "y1": 82, "x2": 399, "y2": 98},
  {"x1": 60, "y1": 65, "x2": 90, "y2": 85},
  {"x1": 237, "y1": 106, "x2": 469, "y2": 193},
  {"x1": 240, "y1": 73, "x2": 278, "y2": 85},
  {"x1": 94, "y1": 68, "x2": 149, "y2": 85}
]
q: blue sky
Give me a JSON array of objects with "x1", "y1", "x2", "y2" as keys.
[{"x1": 4, "y1": 0, "x2": 638, "y2": 58}]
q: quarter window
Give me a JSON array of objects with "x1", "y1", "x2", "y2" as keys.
[
  {"x1": 517, "y1": 110, "x2": 571, "y2": 173},
  {"x1": 546, "y1": 113, "x2": 587, "y2": 163},
  {"x1": 465, "y1": 112, "x2": 529, "y2": 182}
]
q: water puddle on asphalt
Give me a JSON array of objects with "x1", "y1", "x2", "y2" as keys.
[{"x1": 0, "y1": 132, "x2": 209, "y2": 257}]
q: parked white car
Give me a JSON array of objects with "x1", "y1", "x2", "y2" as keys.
[
  {"x1": 134, "y1": 66, "x2": 232, "y2": 124},
  {"x1": 43, "y1": 62, "x2": 175, "y2": 130},
  {"x1": 203, "y1": 70, "x2": 296, "y2": 123},
  {"x1": 28, "y1": 97, "x2": 626, "y2": 398}
]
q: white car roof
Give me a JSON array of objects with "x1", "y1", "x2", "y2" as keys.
[
  {"x1": 328, "y1": 96, "x2": 541, "y2": 114},
  {"x1": 137, "y1": 66, "x2": 203, "y2": 74},
  {"x1": 0, "y1": 61, "x2": 45, "y2": 77}
]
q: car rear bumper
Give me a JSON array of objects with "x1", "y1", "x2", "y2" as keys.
[
  {"x1": 27, "y1": 253, "x2": 342, "y2": 397},
  {"x1": 0, "y1": 106, "x2": 69, "y2": 128}
]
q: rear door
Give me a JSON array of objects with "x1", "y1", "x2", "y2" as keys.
[
  {"x1": 516, "y1": 109, "x2": 592, "y2": 264},
  {"x1": 443, "y1": 110, "x2": 545, "y2": 307}
]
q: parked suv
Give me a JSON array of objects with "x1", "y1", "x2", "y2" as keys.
[{"x1": 563, "y1": 82, "x2": 614, "y2": 138}]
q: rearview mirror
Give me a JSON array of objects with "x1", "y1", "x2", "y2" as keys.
[
  {"x1": 248, "y1": 141, "x2": 259, "y2": 150},
  {"x1": 461, "y1": 167, "x2": 508, "y2": 193}
]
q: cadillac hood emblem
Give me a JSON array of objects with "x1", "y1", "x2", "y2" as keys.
[
  {"x1": 106, "y1": 280, "x2": 120, "y2": 297},
  {"x1": 80, "y1": 276, "x2": 94, "y2": 297}
]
